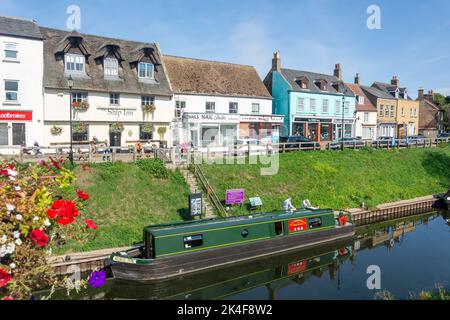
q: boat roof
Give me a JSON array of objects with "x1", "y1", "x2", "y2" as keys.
[{"x1": 145, "y1": 209, "x2": 334, "y2": 237}]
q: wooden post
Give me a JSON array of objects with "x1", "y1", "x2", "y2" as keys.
[
  {"x1": 111, "y1": 148, "x2": 116, "y2": 163},
  {"x1": 19, "y1": 147, "x2": 23, "y2": 164}
]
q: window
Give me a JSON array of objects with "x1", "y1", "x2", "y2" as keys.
[
  {"x1": 175, "y1": 100, "x2": 186, "y2": 118},
  {"x1": 390, "y1": 106, "x2": 395, "y2": 118},
  {"x1": 141, "y1": 96, "x2": 154, "y2": 106},
  {"x1": 308, "y1": 217, "x2": 323, "y2": 229},
  {"x1": 110, "y1": 93, "x2": 120, "y2": 105},
  {"x1": 71, "y1": 92, "x2": 88, "y2": 103},
  {"x1": 275, "y1": 222, "x2": 284, "y2": 236},
  {"x1": 139, "y1": 124, "x2": 154, "y2": 140},
  {"x1": 252, "y1": 103, "x2": 260, "y2": 114},
  {"x1": 310, "y1": 99, "x2": 316, "y2": 113},
  {"x1": 402, "y1": 107, "x2": 405, "y2": 117},
  {"x1": 138, "y1": 62, "x2": 154, "y2": 79},
  {"x1": 385, "y1": 106, "x2": 390, "y2": 117},
  {"x1": 4, "y1": 43, "x2": 18, "y2": 60},
  {"x1": 206, "y1": 102, "x2": 216, "y2": 113},
  {"x1": 65, "y1": 54, "x2": 85, "y2": 73},
  {"x1": 5, "y1": 81, "x2": 18, "y2": 101},
  {"x1": 0, "y1": 124, "x2": 8, "y2": 145},
  {"x1": 364, "y1": 112, "x2": 369, "y2": 123},
  {"x1": 358, "y1": 96, "x2": 365, "y2": 105},
  {"x1": 72, "y1": 124, "x2": 88, "y2": 142},
  {"x1": 229, "y1": 102, "x2": 238, "y2": 114},
  {"x1": 379, "y1": 105, "x2": 384, "y2": 117},
  {"x1": 104, "y1": 57, "x2": 119, "y2": 77},
  {"x1": 362, "y1": 127, "x2": 372, "y2": 140},
  {"x1": 184, "y1": 235, "x2": 203, "y2": 249},
  {"x1": 322, "y1": 99, "x2": 329, "y2": 113},
  {"x1": 344, "y1": 101, "x2": 350, "y2": 115},
  {"x1": 12, "y1": 123, "x2": 25, "y2": 146},
  {"x1": 335, "y1": 101, "x2": 341, "y2": 114},
  {"x1": 297, "y1": 98, "x2": 304, "y2": 113}
]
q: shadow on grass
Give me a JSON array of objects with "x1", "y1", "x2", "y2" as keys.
[
  {"x1": 422, "y1": 151, "x2": 450, "y2": 188},
  {"x1": 177, "y1": 208, "x2": 192, "y2": 221}
]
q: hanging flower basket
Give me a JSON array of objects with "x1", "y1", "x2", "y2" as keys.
[
  {"x1": 110, "y1": 123, "x2": 125, "y2": 133},
  {"x1": 72, "y1": 100, "x2": 89, "y2": 112},
  {"x1": 142, "y1": 103, "x2": 156, "y2": 114},
  {"x1": 73, "y1": 122, "x2": 87, "y2": 134},
  {"x1": 141, "y1": 123, "x2": 155, "y2": 134},
  {"x1": 50, "y1": 125, "x2": 63, "y2": 136},
  {"x1": 157, "y1": 126, "x2": 167, "y2": 140}
]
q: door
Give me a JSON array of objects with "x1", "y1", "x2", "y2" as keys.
[
  {"x1": 308, "y1": 123, "x2": 318, "y2": 141},
  {"x1": 12, "y1": 123, "x2": 25, "y2": 146},
  {"x1": 110, "y1": 132, "x2": 121, "y2": 147}
]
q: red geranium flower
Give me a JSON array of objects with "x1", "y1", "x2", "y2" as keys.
[
  {"x1": 85, "y1": 220, "x2": 98, "y2": 230},
  {"x1": 0, "y1": 165, "x2": 15, "y2": 176},
  {"x1": 29, "y1": 229, "x2": 49, "y2": 247},
  {"x1": 49, "y1": 157, "x2": 61, "y2": 170},
  {"x1": 46, "y1": 200, "x2": 79, "y2": 226},
  {"x1": 0, "y1": 268, "x2": 12, "y2": 288},
  {"x1": 2, "y1": 296, "x2": 13, "y2": 300},
  {"x1": 77, "y1": 190, "x2": 89, "y2": 201}
]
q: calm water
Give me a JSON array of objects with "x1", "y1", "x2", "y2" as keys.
[{"x1": 50, "y1": 211, "x2": 450, "y2": 300}]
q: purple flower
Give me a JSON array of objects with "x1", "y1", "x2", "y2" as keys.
[{"x1": 88, "y1": 271, "x2": 106, "y2": 289}]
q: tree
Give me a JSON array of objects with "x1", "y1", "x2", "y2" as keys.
[{"x1": 433, "y1": 93, "x2": 450, "y2": 131}]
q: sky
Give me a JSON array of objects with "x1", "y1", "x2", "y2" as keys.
[{"x1": 1, "y1": 0, "x2": 450, "y2": 97}]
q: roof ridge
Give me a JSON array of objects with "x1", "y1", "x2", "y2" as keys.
[
  {"x1": 163, "y1": 54, "x2": 256, "y2": 69},
  {"x1": 281, "y1": 67, "x2": 336, "y2": 79},
  {"x1": 0, "y1": 15, "x2": 38, "y2": 23},
  {"x1": 39, "y1": 26, "x2": 155, "y2": 47}
]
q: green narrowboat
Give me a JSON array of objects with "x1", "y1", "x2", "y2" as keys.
[{"x1": 109, "y1": 208, "x2": 354, "y2": 282}]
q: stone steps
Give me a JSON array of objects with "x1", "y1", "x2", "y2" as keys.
[{"x1": 180, "y1": 168, "x2": 216, "y2": 219}]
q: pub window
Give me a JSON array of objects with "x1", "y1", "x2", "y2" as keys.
[
  {"x1": 4, "y1": 43, "x2": 18, "y2": 60},
  {"x1": 110, "y1": 93, "x2": 120, "y2": 105},
  {"x1": 141, "y1": 96, "x2": 155, "y2": 106},
  {"x1": 5, "y1": 80, "x2": 18, "y2": 101},
  {"x1": 72, "y1": 124, "x2": 88, "y2": 142},
  {"x1": 229, "y1": 102, "x2": 238, "y2": 114},
  {"x1": 252, "y1": 103, "x2": 260, "y2": 114},
  {"x1": 65, "y1": 53, "x2": 85, "y2": 73},
  {"x1": 104, "y1": 57, "x2": 119, "y2": 77},
  {"x1": 138, "y1": 62, "x2": 154, "y2": 79},
  {"x1": 139, "y1": 124, "x2": 154, "y2": 140},
  {"x1": 12, "y1": 123, "x2": 25, "y2": 146},
  {"x1": 184, "y1": 235, "x2": 203, "y2": 249},
  {"x1": 206, "y1": 102, "x2": 216, "y2": 113},
  {"x1": 308, "y1": 217, "x2": 323, "y2": 229},
  {"x1": 71, "y1": 92, "x2": 88, "y2": 103},
  {"x1": 0, "y1": 123, "x2": 8, "y2": 145}
]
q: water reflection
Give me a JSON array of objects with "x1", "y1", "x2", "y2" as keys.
[{"x1": 45, "y1": 211, "x2": 450, "y2": 300}]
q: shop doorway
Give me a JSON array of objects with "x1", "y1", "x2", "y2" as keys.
[
  {"x1": 308, "y1": 123, "x2": 319, "y2": 141},
  {"x1": 110, "y1": 132, "x2": 122, "y2": 147}
]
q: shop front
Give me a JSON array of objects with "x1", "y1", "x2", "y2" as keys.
[
  {"x1": 292, "y1": 117, "x2": 334, "y2": 142},
  {"x1": 0, "y1": 110, "x2": 33, "y2": 148},
  {"x1": 183, "y1": 113, "x2": 240, "y2": 148},
  {"x1": 239, "y1": 115, "x2": 284, "y2": 144},
  {"x1": 332, "y1": 119, "x2": 355, "y2": 140}
]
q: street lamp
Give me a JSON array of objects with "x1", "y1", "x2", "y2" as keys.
[
  {"x1": 67, "y1": 75, "x2": 74, "y2": 166},
  {"x1": 341, "y1": 95, "x2": 346, "y2": 151}
]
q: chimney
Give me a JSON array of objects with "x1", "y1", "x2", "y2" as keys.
[
  {"x1": 334, "y1": 63, "x2": 342, "y2": 80},
  {"x1": 418, "y1": 87, "x2": 424, "y2": 100},
  {"x1": 354, "y1": 73, "x2": 360, "y2": 85},
  {"x1": 391, "y1": 76, "x2": 400, "y2": 87},
  {"x1": 272, "y1": 51, "x2": 281, "y2": 72}
]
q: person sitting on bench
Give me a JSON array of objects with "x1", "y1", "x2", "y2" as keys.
[{"x1": 302, "y1": 199, "x2": 319, "y2": 210}]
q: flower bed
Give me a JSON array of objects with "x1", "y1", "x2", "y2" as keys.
[{"x1": 0, "y1": 158, "x2": 103, "y2": 300}]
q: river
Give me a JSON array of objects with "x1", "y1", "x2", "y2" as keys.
[{"x1": 45, "y1": 211, "x2": 450, "y2": 300}]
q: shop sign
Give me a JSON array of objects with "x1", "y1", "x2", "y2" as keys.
[
  {"x1": 332, "y1": 119, "x2": 355, "y2": 125},
  {"x1": 98, "y1": 108, "x2": 136, "y2": 117},
  {"x1": 189, "y1": 193, "x2": 203, "y2": 217},
  {"x1": 240, "y1": 115, "x2": 284, "y2": 123},
  {"x1": 293, "y1": 118, "x2": 332, "y2": 123},
  {"x1": 185, "y1": 113, "x2": 240, "y2": 123},
  {"x1": 0, "y1": 111, "x2": 33, "y2": 122},
  {"x1": 226, "y1": 189, "x2": 245, "y2": 205}
]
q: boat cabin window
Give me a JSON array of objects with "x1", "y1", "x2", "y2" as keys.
[
  {"x1": 275, "y1": 222, "x2": 284, "y2": 236},
  {"x1": 308, "y1": 217, "x2": 323, "y2": 229},
  {"x1": 184, "y1": 235, "x2": 203, "y2": 249}
]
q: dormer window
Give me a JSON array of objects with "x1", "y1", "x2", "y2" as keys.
[
  {"x1": 314, "y1": 80, "x2": 327, "y2": 91},
  {"x1": 358, "y1": 96, "x2": 365, "y2": 105},
  {"x1": 295, "y1": 77, "x2": 309, "y2": 89},
  {"x1": 65, "y1": 53, "x2": 85, "y2": 74},
  {"x1": 104, "y1": 57, "x2": 119, "y2": 77},
  {"x1": 139, "y1": 62, "x2": 154, "y2": 79}
]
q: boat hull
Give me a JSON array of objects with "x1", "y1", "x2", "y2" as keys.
[{"x1": 110, "y1": 225, "x2": 354, "y2": 282}]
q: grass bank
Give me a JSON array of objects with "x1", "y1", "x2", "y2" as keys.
[
  {"x1": 200, "y1": 145, "x2": 450, "y2": 215},
  {"x1": 61, "y1": 160, "x2": 190, "y2": 253}
]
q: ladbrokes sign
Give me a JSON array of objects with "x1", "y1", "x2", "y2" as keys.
[{"x1": 0, "y1": 111, "x2": 33, "y2": 122}]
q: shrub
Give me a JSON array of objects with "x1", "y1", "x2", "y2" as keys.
[{"x1": 136, "y1": 159, "x2": 169, "y2": 179}]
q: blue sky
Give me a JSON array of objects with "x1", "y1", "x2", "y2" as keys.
[{"x1": 2, "y1": 0, "x2": 450, "y2": 97}]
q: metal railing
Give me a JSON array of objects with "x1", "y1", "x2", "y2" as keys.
[{"x1": 191, "y1": 163, "x2": 228, "y2": 217}]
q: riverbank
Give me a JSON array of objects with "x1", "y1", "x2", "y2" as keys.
[
  {"x1": 200, "y1": 145, "x2": 450, "y2": 215},
  {"x1": 58, "y1": 160, "x2": 190, "y2": 253}
]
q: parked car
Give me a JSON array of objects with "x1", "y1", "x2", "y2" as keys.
[
  {"x1": 328, "y1": 138, "x2": 365, "y2": 150},
  {"x1": 279, "y1": 136, "x2": 320, "y2": 151},
  {"x1": 407, "y1": 135, "x2": 426, "y2": 144},
  {"x1": 236, "y1": 139, "x2": 273, "y2": 156},
  {"x1": 437, "y1": 132, "x2": 450, "y2": 139}
]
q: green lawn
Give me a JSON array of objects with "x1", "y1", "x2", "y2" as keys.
[
  {"x1": 200, "y1": 145, "x2": 450, "y2": 215},
  {"x1": 61, "y1": 160, "x2": 191, "y2": 253}
]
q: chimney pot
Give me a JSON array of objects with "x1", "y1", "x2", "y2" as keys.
[
  {"x1": 418, "y1": 87, "x2": 424, "y2": 100},
  {"x1": 391, "y1": 76, "x2": 400, "y2": 87},
  {"x1": 334, "y1": 63, "x2": 342, "y2": 80},
  {"x1": 272, "y1": 51, "x2": 281, "y2": 72},
  {"x1": 354, "y1": 73, "x2": 360, "y2": 85}
]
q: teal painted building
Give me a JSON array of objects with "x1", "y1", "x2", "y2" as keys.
[{"x1": 264, "y1": 52, "x2": 356, "y2": 143}]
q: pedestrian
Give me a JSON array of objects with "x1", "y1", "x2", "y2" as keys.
[
  {"x1": 102, "y1": 140, "x2": 111, "y2": 162},
  {"x1": 283, "y1": 196, "x2": 297, "y2": 213}
]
